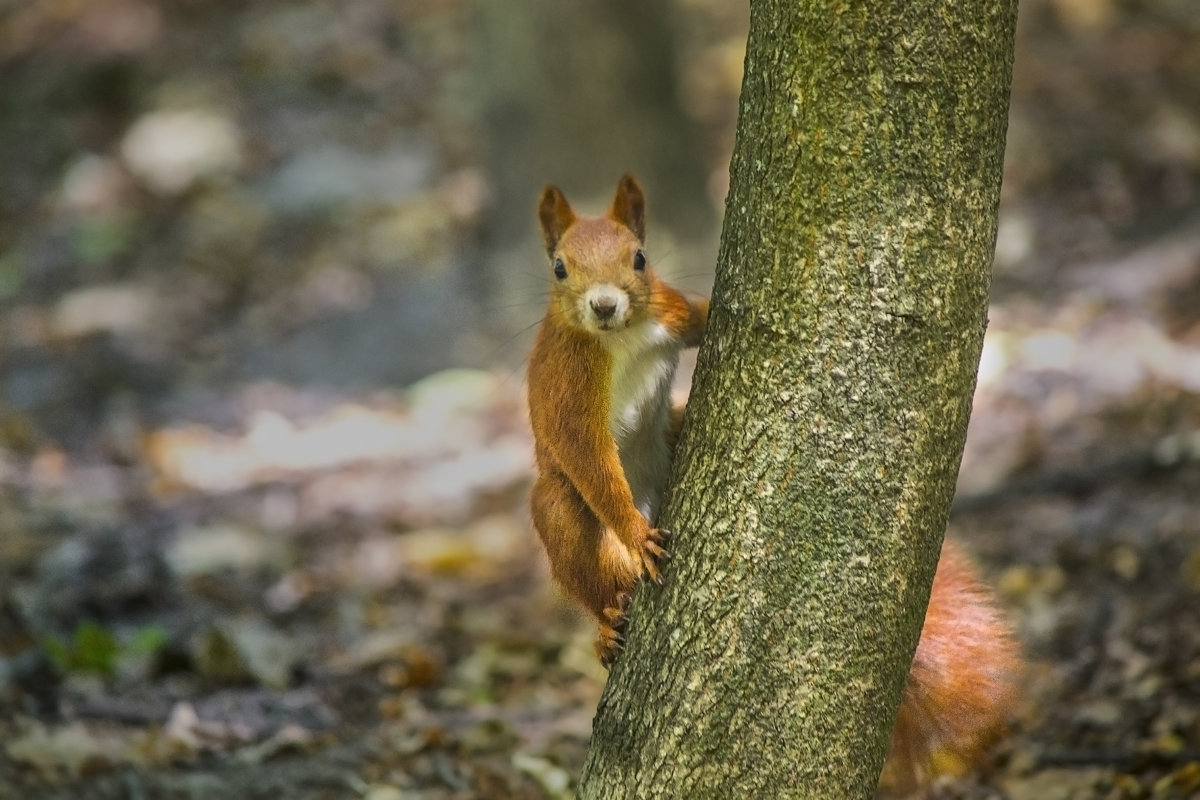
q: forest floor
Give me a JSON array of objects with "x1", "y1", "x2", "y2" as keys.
[{"x1": 2, "y1": 1, "x2": 1200, "y2": 799}]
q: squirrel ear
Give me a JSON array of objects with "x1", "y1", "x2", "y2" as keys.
[
  {"x1": 538, "y1": 185, "x2": 576, "y2": 256},
  {"x1": 608, "y1": 173, "x2": 646, "y2": 242}
]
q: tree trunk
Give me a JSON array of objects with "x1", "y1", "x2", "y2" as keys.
[{"x1": 576, "y1": 0, "x2": 1017, "y2": 797}]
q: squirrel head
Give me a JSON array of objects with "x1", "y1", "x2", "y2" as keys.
[{"x1": 537, "y1": 174, "x2": 656, "y2": 336}]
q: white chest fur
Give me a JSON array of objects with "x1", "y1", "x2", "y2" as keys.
[{"x1": 604, "y1": 321, "x2": 681, "y2": 522}]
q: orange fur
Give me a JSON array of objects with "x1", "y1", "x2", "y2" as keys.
[
  {"x1": 526, "y1": 176, "x2": 1021, "y2": 792},
  {"x1": 881, "y1": 539, "x2": 1023, "y2": 795}
]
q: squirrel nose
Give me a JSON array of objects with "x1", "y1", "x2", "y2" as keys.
[{"x1": 590, "y1": 299, "x2": 618, "y2": 320}]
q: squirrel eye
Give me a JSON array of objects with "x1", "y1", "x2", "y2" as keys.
[
  {"x1": 633, "y1": 250, "x2": 646, "y2": 271},
  {"x1": 553, "y1": 258, "x2": 567, "y2": 280}
]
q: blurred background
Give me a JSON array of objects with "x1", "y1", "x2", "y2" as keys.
[{"x1": 1, "y1": 1, "x2": 1199, "y2": 798}]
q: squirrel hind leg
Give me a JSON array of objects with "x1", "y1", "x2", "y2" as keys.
[
  {"x1": 880, "y1": 540, "x2": 1022, "y2": 796},
  {"x1": 597, "y1": 592, "x2": 633, "y2": 666}
]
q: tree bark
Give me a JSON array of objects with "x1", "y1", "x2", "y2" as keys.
[{"x1": 576, "y1": 0, "x2": 1017, "y2": 798}]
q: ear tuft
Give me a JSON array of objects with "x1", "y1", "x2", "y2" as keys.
[
  {"x1": 538, "y1": 185, "x2": 576, "y2": 256},
  {"x1": 608, "y1": 173, "x2": 646, "y2": 242}
]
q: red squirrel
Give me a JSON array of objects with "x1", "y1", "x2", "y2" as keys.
[
  {"x1": 526, "y1": 174, "x2": 1021, "y2": 793},
  {"x1": 528, "y1": 173, "x2": 707, "y2": 661}
]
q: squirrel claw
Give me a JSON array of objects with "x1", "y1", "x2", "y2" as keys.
[
  {"x1": 597, "y1": 636, "x2": 618, "y2": 667},
  {"x1": 597, "y1": 593, "x2": 634, "y2": 666},
  {"x1": 606, "y1": 591, "x2": 632, "y2": 618},
  {"x1": 596, "y1": 625, "x2": 624, "y2": 667},
  {"x1": 638, "y1": 528, "x2": 670, "y2": 583}
]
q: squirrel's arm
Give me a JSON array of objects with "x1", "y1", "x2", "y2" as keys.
[
  {"x1": 529, "y1": 327, "x2": 649, "y2": 541},
  {"x1": 651, "y1": 279, "x2": 708, "y2": 348}
]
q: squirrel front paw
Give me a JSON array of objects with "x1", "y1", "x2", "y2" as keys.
[
  {"x1": 636, "y1": 527, "x2": 670, "y2": 584},
  {"x1": 597, "y1": 592, "x2": 633, "y2": 667}
]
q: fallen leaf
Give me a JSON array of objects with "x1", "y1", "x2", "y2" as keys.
[
  {"x1": 512, "y1": 751, "x2": 571, "y2": 798},
  {"x1": 5, "y1": 720, "x2": 131, "y2": 778}
]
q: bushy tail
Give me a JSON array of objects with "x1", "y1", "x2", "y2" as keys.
[{"x1": 880, "y1": 539, "x2": 1023, "y2": 796}]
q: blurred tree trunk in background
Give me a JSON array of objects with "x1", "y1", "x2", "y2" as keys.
[
  {"x1": 471, "y1": 0, "x2": 712, "y2": 320},
  {"x1": 576, "y1": 0, "x2": 1017, "y2": 797}
]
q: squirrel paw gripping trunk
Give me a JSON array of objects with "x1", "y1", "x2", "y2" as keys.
[{"x1": 524, "y1": 175, "x2": 1021, "y2": 791}]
